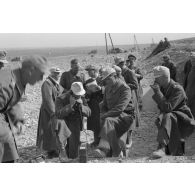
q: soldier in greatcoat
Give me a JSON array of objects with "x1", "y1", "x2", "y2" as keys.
[
  {"x1": 92, "y1": 67, "x2": 135, "y2": 158},
  {"x1": 0, "y1": 56, "x2": 48, "y2": 162},
  {"x1": 36, "y1": 67, "x2": 64, "y2": 158},
  {"x1": 151, "y1": 66, "x2": 195, "y2": 159}
]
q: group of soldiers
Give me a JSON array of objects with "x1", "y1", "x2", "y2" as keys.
[{"x1": 1, "y1": 48, "x2": 195, "y2": 163}]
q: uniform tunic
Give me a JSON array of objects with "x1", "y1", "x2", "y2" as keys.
[
  {"x1": 60, "y1": 70, "x2": 85, "y2": 92},
  {"x1": 152, "y1": 80, "x2": 195, "y2": 155}
]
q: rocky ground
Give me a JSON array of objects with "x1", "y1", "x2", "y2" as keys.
[{"x1": 13, "y1": 40, "x2": 195, "y2": 163}]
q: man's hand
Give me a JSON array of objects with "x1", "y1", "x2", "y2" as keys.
[
  {"x1": 13, "y1": 122, "x2": 25, "y2": 135},
  {"x1": 100, "y1": 113, "x2": 107, "y2": 120},
  {"x1": 150, "y1": 83, "x2": 160, "y2": 93},
  {"x1": 69, "y1": 95, "x2": 76, "y2": 109}
]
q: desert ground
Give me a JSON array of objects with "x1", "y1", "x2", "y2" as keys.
[{"x1": 7, "y1": 37, "x2": 195, "y2": 163}]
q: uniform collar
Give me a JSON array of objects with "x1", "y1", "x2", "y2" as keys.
[{"x1": 48, "y1": 76, "x2": 59, "y2": 86}]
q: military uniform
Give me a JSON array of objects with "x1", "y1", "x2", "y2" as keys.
[
  {"x1": 99, "y1": 79, "x2": 134, "y2": 156},
  {"x1": 0, "y1": 68, "x2": 25, "y2": 162},
  {"x1": 36, "y1": 76, "x2": 63, "y2": 153},
  {"x1": 60, "y1": 70, "x2": 85, "y2": 92},
  {"x1": 152, "y1": 80, "x2": 195, "y2": 155},
  {"x1": 122, "y1": 67, "x2": 140, "y2": 128},
  {"x1": 55, "y1": 91, "x2": 91, "y2": 159}
]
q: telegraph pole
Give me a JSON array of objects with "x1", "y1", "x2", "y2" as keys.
[{"x1": 105, "y1": 33, "x2": 108, "y2": 55}]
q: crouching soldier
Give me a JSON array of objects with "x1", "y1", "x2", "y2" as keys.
[
  {"x1": 93, "y1": 67, "x2": 135, "y2": 158},
  {"x1": 151, "y1": 66, "x2": 195, "y2": 159},
  {"x1": 55, "y1": 82, "x2": 91, "y2": 159}
]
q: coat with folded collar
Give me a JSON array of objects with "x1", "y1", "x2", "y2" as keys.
[
  {"x1": 55, "y1": 91, "x2": 91, "y2": 158},
  {"x1": 99, "y1": 79, "x2": 134, "y2": 156},
  {"x1": 36, "y1": 77, "x2": 63, "y2": 152},
  {"x1": 152, "y1": 79, "x2": 195, "y2": 155}
]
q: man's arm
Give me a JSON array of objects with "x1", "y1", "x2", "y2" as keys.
[
  {"x1": 59, "y1": 72, "x2": 67, "y2": 90},
  {"x1": 152, "y1": 85, "x2": 185, "y2": 113},
  {"x1": 81, "y1": 97, "x2": 91, "y2": 117},
  {"x1": 55, "y1": 93, "x2": 74, "y2": 119},
  {"x1": 41, "y1": 81, "x2": 55, "y2": 117},
  {"x1": 126, "y1": 70, "x2": 138, "y2": 90},
  {"x1": 135, "y1": 68, "x2": 143, "y2": 81},
  {"x1": 101, "y1": 86, "x2": 131, "y2": 118},
  {"x1": 99, "y1": 91, "x2": 108, "y2": 114}
]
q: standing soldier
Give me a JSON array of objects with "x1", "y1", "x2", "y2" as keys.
[
  {"x1": 85, "y1": 65, "x2": 103, "y2": 147},
  {"x1": 0, "y1": 56, "x2": 48, "y2": 162},
  {"x1": 36, "y1": 67, "x2": 63, "y2": 158},
  {"x1": 127, "y1": 54, "x2": 143, "y2": 110},
  {"x1": 60, "y1": 59, "x2": 86, "y2": 93},
  {"x1": 117, "y1": 57, "x2": 140, "y2": 148}
]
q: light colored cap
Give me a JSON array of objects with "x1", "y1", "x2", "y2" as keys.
[
  {"x1": 0, "y1": 51, "x2": 8, "y2": 63},
  {"x1": 112, "y1": 65, "x2": 122, "y2": 73},
  {"x1": 50, "y1": 67, "x2": 61, "y2": 74},
  {"x1": 153, "y1": 66, "x2": 170, "y2": 78},
  {"x1": 101, "y1": 67, "x2": 116, "y2": 81},
  {"x1": 114, "y1": 57, "x2": 124, "y2": 65},
  {"x1": 71, "y1": 82, "x2": 86, "y2": 96}
]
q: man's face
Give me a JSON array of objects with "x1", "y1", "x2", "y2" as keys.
[
  {"x1": 163, "y1": 57, "x2": 169, "y2": 63},
  {"x1": 154, "y1": 76, "x2": 168, "y2": 87},
  {"x1": 88, "y1": 69, "x2": 98, "y2": 78},
  {"x1": 126, "y1": 61, "x2": 130, "y2": 67},
  {"x1": 51, "y1": 73, "x2": 61, "y2": 81},
  {"x1": 72, "y1": 93, "x2": 82, "y2": 100},
  {"x1": 118, "y1": 62, "x2": 125, "y2": 69},
  {"x1": 103, "y1": 75, "x2": 115, "y2": 88},
  {"x1": 128, "y1": 57, "x2": 135, "y2": 66},
  {"x1": 71, "y1": 63, "x2": 80, "y2": 75},
  {"x1": 28, "y1": 67, "x2": 45, "y2": 85}
]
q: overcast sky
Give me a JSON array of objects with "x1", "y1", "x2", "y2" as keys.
[{"x1": 0, "y1": 33, "x2": 195, "y2": 49}]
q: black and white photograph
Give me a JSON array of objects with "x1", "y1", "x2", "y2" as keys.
[
  {"x1": 1, "y1": 33, "x2": 195, "y2": 163},
  {"x1": 1, "y1": 1, "x2": 195, "y2": 195}
]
